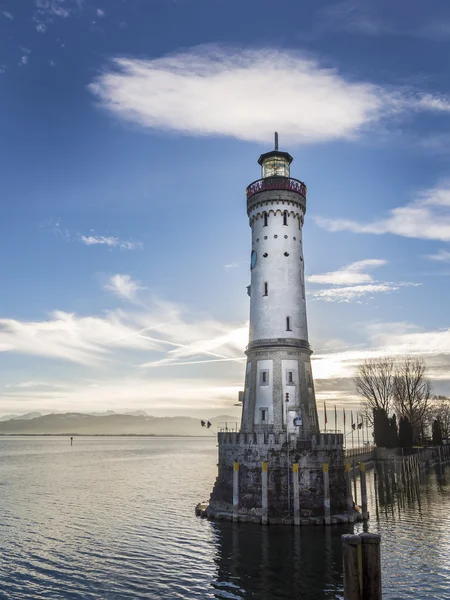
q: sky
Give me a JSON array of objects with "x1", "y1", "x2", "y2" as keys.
[{"x1": 1, "y1": 0, "x2": 450, "y2": 421}]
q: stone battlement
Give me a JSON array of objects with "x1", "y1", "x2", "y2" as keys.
[{"x1": 218, "y1": 431, "x2": 343, "y2": 449}]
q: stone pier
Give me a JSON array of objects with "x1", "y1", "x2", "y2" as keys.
[{"x1": 207, "y1": 431, "x2": 349, "y2": 524}]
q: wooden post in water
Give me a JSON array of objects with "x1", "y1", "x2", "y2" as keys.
[
  {"x1": 345, "y1": 462, "x2": 354, "y2": 523},
  {"x1": 360, "y1": 462, "x2": 368, "y2": 520},
  {"x1": 360, "y1": 533, "x2": 382, "y2": 600},
  {"x1": 352, "y1": 458, "x2": 358, "y2": 505},
  {"x1": 233, "y1": 461, "x2": 239, "y2": 523},
  {"x1": 292, "y1": 463, "x2": 300, "y2": 526},
  {"x1": 342, "y1": 534, "x2": 362, "y2": 600},
  {"x1": 261, "y1": 461, "x2": 268, "y2": 525},
  {"x1": 323, "y1": 463, "x2": 331, "y2": 525}
]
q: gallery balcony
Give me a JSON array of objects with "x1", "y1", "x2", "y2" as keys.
[{"x1": 246, "y1": 176, "x2": 307, "y2": 201}]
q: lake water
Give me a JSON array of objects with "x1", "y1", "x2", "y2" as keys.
[{"x1": 1, "y1": 437, "x2": 449, "y2": 599}]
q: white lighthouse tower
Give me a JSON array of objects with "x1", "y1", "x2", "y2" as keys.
[
  {"x1": 204, "y1": 138, "x2": 346, "y2": 525},
  {"x1": 241, "y1": 133, "x2": 319, "y2": 437}
]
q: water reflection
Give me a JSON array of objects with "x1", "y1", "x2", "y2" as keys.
[{"x1": 211, "y1": 521, "x2": 345, "y2": 600}]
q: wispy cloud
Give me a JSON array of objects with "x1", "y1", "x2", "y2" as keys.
[
  {"x1": 41, "y1": 220, "x2": 143, "y2": 250},
  {"x1": 78, "y1": 235, "x2": 143, "y2": 250},
  {"x1": 5, "y1": 381, "x2": 65, "y2": 389},
  {"x1": 426, "y1": 249, "x2": 450, "y2": 262},
  {"x1": 316, "y1": 183, "x2": 450, "y2": 242},
  {"x1": 307, "y1": 259, "x2": 386, "y2": 285},
  {"x1": 104, "y1": 274, "x2": 145, "y2": 302},
  {"x1": 96, "y1": 8, "x2": 105, "y2": 18},
  {"x1": 2, "y1": 11, "x2": 14, "y2": 19},
  {"x1": 0, "y1": 299, "x2": 247, "y2": 368},
  {"x1": 309, "y1": 281, "x2": 420, "y2": 303},
  {"x1": 317, "y1": 0, "x2": 450, "y2": 42},
  {"x1": 88, "y1": 45, "x2": 450, "y2": 145},
  {"x1": 306, "y1": 258, "x2": 419, "y2": 302},
  {"x1": 224, "y1": 263, "x2": 239, "y2": 272}
]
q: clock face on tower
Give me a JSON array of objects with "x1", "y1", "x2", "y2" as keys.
[{"x1": 250, "y1": 250, "x2": 257, "y2": 270}]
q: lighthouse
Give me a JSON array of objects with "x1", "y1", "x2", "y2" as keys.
[
  {"x1": 241, "y1": 133, "x2": 319, "y2": 438},
  {"x1": 205, "y1": 136, "x2": 346, "y2": 525}
]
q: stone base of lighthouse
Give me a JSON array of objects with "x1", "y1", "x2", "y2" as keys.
[{"x1": 207, "y1": 432, "x2": 348, "y2": 524}]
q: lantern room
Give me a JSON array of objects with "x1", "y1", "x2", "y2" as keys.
[{"x1": 257, "y1": 133, "x2": 293, "y2": 179}]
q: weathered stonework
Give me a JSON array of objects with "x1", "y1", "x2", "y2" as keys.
[{"x1": 208, "y1": 432, "x2": 347, "y2": 523}]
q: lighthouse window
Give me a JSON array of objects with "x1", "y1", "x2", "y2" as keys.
[
  {"x1": 260, "y1": 370, "x2": 269, "y2": 386},
  {"x1": 260, "y1": 408, "x2": 268, "y2": 422},
  {"x1": 263, "y1": 282, "x2": 268, "y2": 296},
  {"x1": 283, "y1": 211, "x2": 288, "y2": 225},
  {"x1": 286, "y1": 316, "x2": 292, "y2": 331},
  {"x1": 286, "y1": 371, "x2": 294, "y2": 385},
  {"x1": 262, "y1": 157, "x2": 290, "y2": 178},
  {"x1": 263, "y1": 212, "x2": 268, "y2": 227}
]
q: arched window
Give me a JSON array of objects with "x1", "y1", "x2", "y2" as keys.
[
  {"x1": 286, "y1": 316, "x2": 292, "y2": 331},
  {"x1": 263, "y1": 212, "x2": 268, "y2": 227},
  {"x1": 263, "y1": 282, "x2": 268, "y2": 296},
  {"x1": 283, "y1": 211, "x2": 288, "y2": 226}
]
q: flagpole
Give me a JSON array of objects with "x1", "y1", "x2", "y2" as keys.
[
  {"x1": 351, "y1": 410, "x2": 354, "y2": 449},
  {"x1": 357, "y1": 414, "x2": 360, "y2": 449},
  {"x1": 343, "y1": 408, "x2": 346, "y2": 448},
  {"x1": 334, "y1": 404, "x2": 337, "y2": 432},
  {"x1": 324, "y1": 401, "x2": 327, "y2": 433}
]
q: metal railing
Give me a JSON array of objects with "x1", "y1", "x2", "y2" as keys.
[
  {"x1": 344, "y1": 445, "x2": 375, "y2": 458},
  {"x1": 246, "y1": 176, "x2": 307, "y2": 200}
]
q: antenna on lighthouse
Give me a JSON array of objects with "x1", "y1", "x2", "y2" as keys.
[{"x1": 274, "y1": 131, "x2": 279, "y2": 151}]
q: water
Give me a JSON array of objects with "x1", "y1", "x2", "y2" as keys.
[{"x1": 1, "y1": 437, "x2": 449, "y2": 599}]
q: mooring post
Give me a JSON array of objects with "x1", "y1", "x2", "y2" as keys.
[
  {"x1": 360, "y1": 533, "x2": 382, "y2": 600},
  {"x1": 345, "y1": 462, "x2": 354, "y2": 523},
  {"x1": 352, "y1": 458, "x2": 358, "y2": 505},
  {"x1": 360, "y1": 462, "x2": 368, "y2": 520},
  {"x1": 342, "y1": 534, "x2": 362, "y2": 600},
  {"x1": 261, "y1": 461, "x2": 268, "y2": 525},
  {"x1": 292, "y1": 463, "x2": 300, "y2": 526},
  {"x1": 233, "y1": 461, "x2": 239, "y2": 523},
  {"x1": 322, "y1": 463, "x2": 331, "y2": 525}
]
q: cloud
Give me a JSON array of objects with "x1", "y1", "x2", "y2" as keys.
[
  {"x1": 316, "y1": 183, "x2": 450, "y2": 241},
  {"x1": 317, "y1": 1, "x2": 450, "y2": 41},
  {"x1": 307, "y1": 259, "x2": 386, "y2": 285},
  {"x1": 306, "y1": 258, "x2": 418, "y2": 302},
  {"x1": 426, "y1": 249, "x2": 450, "y2": 262},
  {"x1": 78, "y1": 235, "x2": 143, "y2": 250},
  {"x1": 313, "y1": 323, "x2": 450, "y2": 384},
  {"x1": 6, "y1": 381, "x2": 65, "y2": 389},
  {"x1": 88, "y1": 46, "x2": 397, "y2": 145},
  {"x1": 35, "y1": 0, "x2": 72, "y2": 19},
  {"x1": 41, "y1": 221, "x2": 143, "y2": 250},
  {"x1": 104, "y1": 274, "x2": 145, "y2": 302},
  {"x1": 0, "y1": 376, "x2": 243, "y2": 417},
  {"x1": 318, "y1": 0, "x2": 392, "y2": 37},
  {"x1": 309, "y1": 282, "x2": 419, "y2": 303},
  {"x1": 2, "y1": 11, "x2": 13, "y2": 19},
  {"x1": 96, "y1": 8, "x2": 105, "y2": 17},
  {"x1": 0, "y1": 300, "x2": 247, "y2": 369},
  {"x1": 88, "y1": 45, "x2": 450, "y2": 145},
  {"x1": 224, "y1": 263, "x2": 239, "y2": 272}
]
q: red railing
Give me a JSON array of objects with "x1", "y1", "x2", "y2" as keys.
[{"x1": 246, "y1": 177, "x2": 307, "y2": 200}]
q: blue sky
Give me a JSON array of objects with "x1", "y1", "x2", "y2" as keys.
[{"x1": 1, "y1": 0, "x2": 450, "y2": 420}]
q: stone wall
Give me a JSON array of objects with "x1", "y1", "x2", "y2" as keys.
[{"x1": 208, "y1": 432, "x2": 347, "y2": 523}]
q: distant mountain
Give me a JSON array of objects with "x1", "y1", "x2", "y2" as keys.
[
  {"x1": 0, "y1": 412, "x2": 240, "y2": 436},
  {"x1": 0, "y1": 412, "x2": 42, "y2": 422}
]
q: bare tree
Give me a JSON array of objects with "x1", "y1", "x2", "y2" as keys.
[
  {"x1": 430, "y1": 396, "x2": 450, "y2": 440},
  {"x1": 354, "y1": 357, "x2": 395, "y2": 423},
  {"x1": 393, "y1": 357, "x2": 431, "y2": 441}
]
